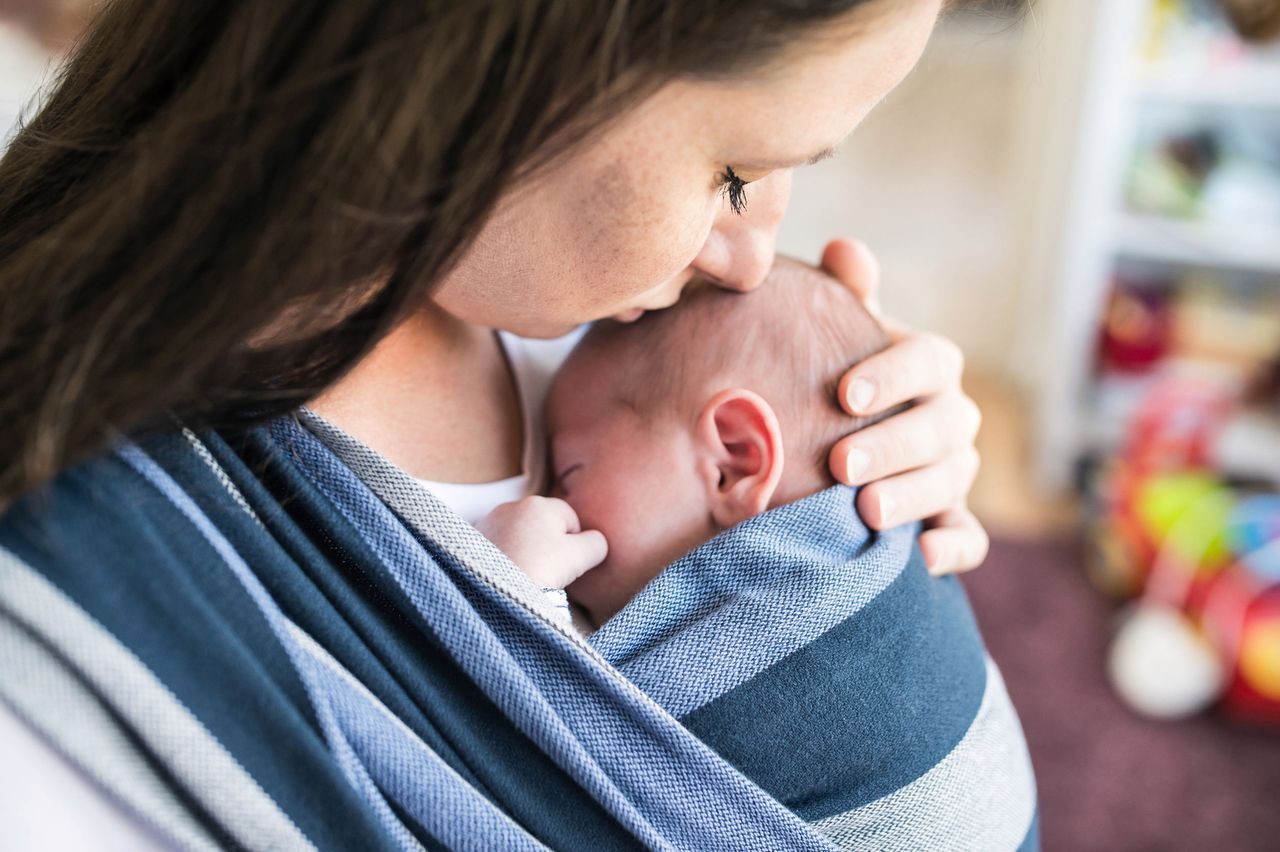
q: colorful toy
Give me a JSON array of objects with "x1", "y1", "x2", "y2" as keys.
[
  {"x1": 1107, "y1": 480, "x2": 1237, "y2": 719},
  {"x1": 1093, "y1": 379, "x2": 1280, "y2": 724},
  {"x1": 1231, "y1": 495, "x2": 1280, "y2": 579},
  {"x1": 1233, "y1": 589, "x2": 1280, "y2": 719},
  {"x1": 1098, "y1": 281, "x2": 1174, "y2": 374},
  {"x1": 1106, "y1": 498, "x2": 1280, "y2": 722},
  {"x1": 1201, "y1": 505, "x2": 1280, "y2": 724},
  {"x1": 1084, "y1": 378, "x2": 1235, "y2": 597},
  {"x1": 1108, "y1": 602, "x2": 1225, "y2": 719}
]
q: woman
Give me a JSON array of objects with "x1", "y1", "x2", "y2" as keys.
[{"x1": 0, "y1": 0, "x2": 992, "y2": 848}]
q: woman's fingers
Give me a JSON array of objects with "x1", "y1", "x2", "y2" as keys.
[
  {"x1": 820, "y1": 238, "x2": 882, "y2": 317},
  {"x1": 830, "y1": 390, "x2": 980, "y2": 486},
  {"x1": 838, "y1": 330, "x2": 965, "y2": 416},
  {"x1": 815, "y1": 244, "x2": 987, "y2": 577},
  {"x1": 918, "y1": 506, "x2": 990, "y2": 576},
  {"x1": 853, "y1": 446, "x2": 981, "y2": 529}
]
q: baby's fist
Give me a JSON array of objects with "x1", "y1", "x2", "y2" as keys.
[{"x1": 475, "y1": 496, "x2": 608, "y2": 589}]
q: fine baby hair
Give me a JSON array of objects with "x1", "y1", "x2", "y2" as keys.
[{"x1": 567, "y1": 256, "x2": 895, "y2": 478}]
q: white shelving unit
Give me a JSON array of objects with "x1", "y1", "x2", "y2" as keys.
[
  {"x1": 1016, "y1": 0, "x2": 1280, "y2": 491},
  {"x1": 1113, "y1": 213, "x2": 1280, "y2": 273},
  {"x1": 1136, "y1": 64, "x2": 1280, "y2": 111}
]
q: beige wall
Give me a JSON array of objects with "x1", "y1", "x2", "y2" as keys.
[{"x1": 776, "y1": 13, "x2": 1041, "y2": 381}]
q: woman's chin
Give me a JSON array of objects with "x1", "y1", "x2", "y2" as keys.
[
  {"x1": 611, "y1": 307, "x2": 645, "y2": 323},
  {"x1": 502, "y1": 319, "x2": 585, "y2": 339}
]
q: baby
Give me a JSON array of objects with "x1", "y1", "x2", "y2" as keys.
[{"x1": 478, "y1": 259, "x2": 1039, "y2": 851}]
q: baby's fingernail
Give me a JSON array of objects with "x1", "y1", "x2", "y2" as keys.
[
  {"x1": 878, "y1": 493, "x2": 896, "y2": 526},
  {"x1": 844, "y1": 448, "x2": 871, "y2": 483},
  {"x1": 846, "y1": 378, "x2": 876, "y2": 413}
]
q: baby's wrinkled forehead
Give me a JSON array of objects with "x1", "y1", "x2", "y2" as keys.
[{"x1": 544, "y1": 344, "x2": 619, "y2": 433}]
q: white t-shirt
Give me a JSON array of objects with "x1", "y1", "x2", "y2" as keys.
[
  {"x1": 415, "y1": 330, "x2": 579, "y2": 523},
  {"x1": 0, "y1": 329, "x2": 583, "y2": 848}
]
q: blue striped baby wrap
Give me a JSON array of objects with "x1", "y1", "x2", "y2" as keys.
[
  {"x1": 0, "y1": 419, "x2": 829, "y2": 849},
  {"x1": 593, "y1": 486, "x2": 1040, "y2": 851},
  {"x1": 0, "y1": 416, "x2": 1036, "y2": 850}
]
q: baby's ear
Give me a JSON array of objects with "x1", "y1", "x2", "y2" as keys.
[{"x1": 694, "y1": 389, "x2": 785, "y2": 529}]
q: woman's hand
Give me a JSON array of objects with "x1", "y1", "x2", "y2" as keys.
[{"x1": 821, "y1": 238, "x2": 988, "y2": 576}]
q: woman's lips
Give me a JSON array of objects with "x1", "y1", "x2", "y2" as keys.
[{"x1": 613, "y1": 285, "x2": 690, "y2": 323}]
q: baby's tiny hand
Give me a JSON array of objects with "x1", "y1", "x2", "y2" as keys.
[{"x1": 475, "y1": 496, "x2": 608, "y2": 589}]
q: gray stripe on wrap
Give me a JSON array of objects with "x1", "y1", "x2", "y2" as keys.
[
  {"x1": 0, "y1": 547, "x2": 316, "y2": 852},
  {"x1": 297, "y1": 409, "x2": 596, "y2": 646},
  {"x1": 599, "y1": 518, "x2": 915, "y2": 717},
  {"x1": 0, "y1": 611, "x2": 211, "y2": 851},
  {"x1": 813, "y1": 657, "x2": 1037, "y2": 852}
]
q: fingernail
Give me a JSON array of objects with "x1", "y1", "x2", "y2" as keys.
[
  {"x1": 846, "y1": 378, "x2": 876, "y2": 413},
  {"x1": 878, "y1": 493, "x2": 896, "y2": 526},
  {"x1": 844, "y1": 448, "x2": 871, "y2": 483},
  {"x1": 925, "y1": 552, "x2": 945, "y2": 576}
]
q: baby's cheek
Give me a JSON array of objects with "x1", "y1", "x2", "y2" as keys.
[
  {"x1": 584, "y1": 482, "x2": 638, "y2": 553},
  {"x1": 561, "y1": 475, "x2": 629, "y2": 554}
]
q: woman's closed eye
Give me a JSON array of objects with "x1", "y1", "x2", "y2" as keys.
[{"x1": 717, "y1": 166, "x2": 750, "y2": 216}]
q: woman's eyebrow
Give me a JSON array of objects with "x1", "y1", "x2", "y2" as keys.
[
  {"x1": 801, "y1": 147, "x2": 837, "y2": 166},
  {"x1": 739, "y1": 147, "x2": 836, "y2": 171}
]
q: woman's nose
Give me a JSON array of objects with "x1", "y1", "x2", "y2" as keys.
[{"x1": 692, "y1": 169, "x2": 792, "y2": 293}]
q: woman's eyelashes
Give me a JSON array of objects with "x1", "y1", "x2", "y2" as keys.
[{"x1": 717, "y1": 166, "x2": 749, "y2": 215}]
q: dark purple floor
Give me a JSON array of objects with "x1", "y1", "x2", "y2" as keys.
[{"x1": 963, "y1": 537, "x2": 1280, "y2": 852}]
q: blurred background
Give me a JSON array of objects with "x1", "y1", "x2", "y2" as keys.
[
  {"x1": 3, "y1": 0, "x2": 1279, "y2": 849},
  {"x1": 780, "y1": 1, "x2": 1280, "y2": 848}
]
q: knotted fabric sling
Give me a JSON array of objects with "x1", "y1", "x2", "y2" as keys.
[
  {"x1": 1, "y1": 412, "x2": 1036, "y2": 850},
  {"x1": 0, "y1": 415, "x2": 831, "y2": 850}
]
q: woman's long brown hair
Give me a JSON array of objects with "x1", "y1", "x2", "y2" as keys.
[{"x1": 0, "y1": 0, "x2": 870, "y2": 504}]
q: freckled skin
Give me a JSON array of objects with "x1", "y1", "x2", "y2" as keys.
[{"x1": 431, "y1": 0, "x2": 942, "y2": 338}]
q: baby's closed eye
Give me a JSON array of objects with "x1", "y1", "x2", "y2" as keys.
[
  {"x1": 551, "y1": 464, "x2": 582, "y2": 495},
  {"x1": 555, "y1": 463, "x2": 581, "y2": 480}
]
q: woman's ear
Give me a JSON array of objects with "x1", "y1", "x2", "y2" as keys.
[{"x1": 694, "y1": 388, "x2": 785, "y2": 529}]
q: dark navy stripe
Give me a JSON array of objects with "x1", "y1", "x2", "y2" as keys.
[
  {"x1": 212, "y1": 427, "x2": 645, "y2": 851},
  {"x1": 679, "y1": 545, "x2": 988, "y2": 822},
  {"x1": 1, "y1": 428, "x2": 644, "y2": 851},
  {"x1": 1, "y1": 445, "x2": 398, "y2": 851}
]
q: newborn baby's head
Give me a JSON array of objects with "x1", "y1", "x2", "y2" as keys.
[{"x1": 546, "y1": 258, "x2": 891, "y2": 625}]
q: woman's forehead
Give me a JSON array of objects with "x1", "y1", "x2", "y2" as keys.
[{"x1": 629, "y1": 0, "x2": 941, "y2": 163}]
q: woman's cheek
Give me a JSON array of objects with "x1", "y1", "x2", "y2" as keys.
[
  {"x1": 578, "y1": 149, "x2": 719, "y2": 298},
  {"x1": 616, "y1": 197, "x2": 720, "y2": 298}
]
